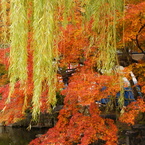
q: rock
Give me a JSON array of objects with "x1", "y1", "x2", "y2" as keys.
[
  {"x1": 35, "y1": 134, "x2": 43, "y2": 138},
  {"x1": 100, "y1": 114, "x2": 116, "y2": 122}
]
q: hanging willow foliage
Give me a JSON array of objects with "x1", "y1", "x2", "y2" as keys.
[
  {"x1": 32, "y1": 0, "x2": 59, "y2": 120},
  {"x1": 1, "y1": 0, "x2": 7, "y2": 45},
  {"x1": 82, "y1": 0, "x2": 125, "y2": 108},
  {"x1": 85, "y1": 0, "x2": 124, "y2": 74},
  {"x1": 4, "y1": 0, "x2": 61, "y2": 120},
  {"x1": 8, "y1": 0, "x2": 28, "y2": 101},
  {"x1": 1, "y1": 0, "x2": 10, "y2": 46}
]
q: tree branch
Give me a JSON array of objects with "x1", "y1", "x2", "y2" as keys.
[{"x1": 135, "y1": 24, "x2": 145, "y2": 54}]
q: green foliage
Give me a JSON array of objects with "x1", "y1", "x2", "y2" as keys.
[
  {"x1": 1, "y1": 0, "x2": 8, "y2": 44},
  {"x1": 8, "y1": 0, "x2": 28, "y2": 102},
  {"x1": 85, "y1": 0, "x2": 124, "y2": 73}
]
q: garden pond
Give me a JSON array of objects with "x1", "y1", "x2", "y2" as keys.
[{"x1": 0, "y1": 126, "x2": 48, "y2": 145}]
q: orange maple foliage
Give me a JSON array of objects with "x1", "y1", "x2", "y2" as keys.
[
  {"x1": 118, "y1": 1, "x2": 145, "y2": 53},
  {"x1": 29, "y1": 1, "x2": 145, "y2": 144},
  {"x1": 119, "y1": 99, "x2": 145, "y2": 125},
  {"x1": 30, "y1": 66, "x2": 119, "y2": 145},
  {"x1": 58, "y1": 24, "x2": 89, "y2": 66}
]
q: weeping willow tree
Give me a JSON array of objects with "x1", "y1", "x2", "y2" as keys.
[
  {"x1": 1, "y1": 0, "x2": 10, "y2": 47},
  {"x1": 1, "y1": 0, "x2": 124, "y2": 120},
  {"x1": 85, "y1": 0, "x2": 124, "y2": 73}
]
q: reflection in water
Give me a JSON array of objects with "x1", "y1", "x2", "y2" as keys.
[{"x1": 0, "y1": 127, "x2": 48, "y2": 145}]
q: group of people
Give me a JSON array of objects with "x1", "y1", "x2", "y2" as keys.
[{"x1": 98, "y1": 65, "x2": 142, "y2": 106}]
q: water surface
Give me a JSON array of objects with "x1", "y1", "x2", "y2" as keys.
[{"x1": 0, "y1": 127, "x2": 48, "y2": 145}]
